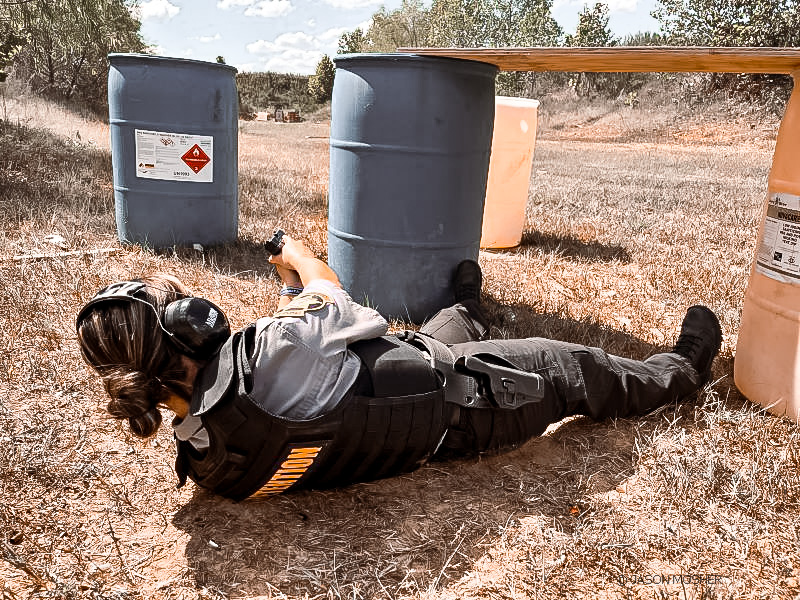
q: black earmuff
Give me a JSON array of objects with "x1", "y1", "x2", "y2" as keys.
[
  {"x1": 76, "y1": 281, "x2": 231, "y2": 360},
  {"x1": 162, "y1": 296, "x2": 231, "y2": 359}
]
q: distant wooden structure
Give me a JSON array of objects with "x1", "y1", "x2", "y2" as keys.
[{"x1": 397, "y1": 46, "x2": 800, "y2": 74}]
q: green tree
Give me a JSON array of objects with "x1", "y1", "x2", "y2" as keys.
[
  {"x1": 621, "y1": 31, "x2": 666, "y2": 46},
  {"x1": 427, "y1": 0, "x2": 562, "y2": 95},
  {"x1": 307, "y1": 54, "x2": 335, "y2": 103},
  {"x1": 491, "y1": 0, "x2": 563, "y2": 47},
  {"x1": 428, "y1": 0, "x2": 561, "y2": 48},
  {"x1": 336, "y1": 0, "x2": 562, "y2": 95},
  {"x1": 565, "y1": 3, "x2": 616, "y2": 97},
  {"x1": 652, "y1": 0, "x2": 800, "y2": 46},
  {"x1": 338, "y1": 27, "x2": 367, "y2": 54},
  {"x1": 216, "y1": 55, "x2": 226, "y2": 64},
  {"x1": 2, "y1": 0, "x2": 144, "y2": 108},
  {"x1": 428, "y1": 0, "x2": 491, "y2": 46},
  {"x1": 566, "y1": 3, "x2": 613, "y2": 46},
  {"x1": 653, "y1": 0, "x2": 798, "y2": 107},
  {"x1": 364, "y1": 0, "x2": 431, "y2": 52}
]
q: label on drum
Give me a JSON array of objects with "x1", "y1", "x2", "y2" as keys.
[
  {"x1": 134, "y1": 129, "x2": 213, "y2": 183},
  {"x1": 756, "y1": 191, "x2": 800, "y2": 283}
]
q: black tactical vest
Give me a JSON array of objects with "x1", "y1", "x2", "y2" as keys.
[{"x1": 174, "y1": 325, "x2": 449, "y2": 500}]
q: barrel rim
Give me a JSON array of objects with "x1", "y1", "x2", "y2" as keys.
[
  {"x1": 108, "y1": 53, "x2": 238, "y2": 74},
  {"x1": 333, "y1": 52, "x2": 499, "y2": 73},
  {"x1": 495, "y1": 96, "x2": 540, "y2": 108}
]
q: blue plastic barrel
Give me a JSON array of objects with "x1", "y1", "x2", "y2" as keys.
[
  {"x1": 328, "y1": 54, "x2": 498, "y2": 322},
  {"x1": 108, "y1": 54, "x2": 238, "y2": 247}
]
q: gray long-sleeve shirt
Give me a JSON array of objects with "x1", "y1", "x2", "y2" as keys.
[{"x1": 173, "y1": 279, "x2": 389, "y2": 449}]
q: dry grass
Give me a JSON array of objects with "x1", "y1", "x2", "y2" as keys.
[{"x1": 2, "y1": 83, "x2": 798, "y2": 600}]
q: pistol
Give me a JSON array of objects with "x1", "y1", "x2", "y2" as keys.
[{"x1": 264, "y1": 229, "x2": 285, "y2": 255}]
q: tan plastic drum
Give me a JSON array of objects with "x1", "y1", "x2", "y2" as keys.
[
  {"x1": 480, "y1": 96, "x2": 539, "y2": 249},
  {"x1": 735, "y1": 72, "x2": 800, "y2": 421}
]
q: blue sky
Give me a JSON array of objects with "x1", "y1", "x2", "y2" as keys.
[{"x1": 136, "y1": 0, "x2": 661, "y2": 75}]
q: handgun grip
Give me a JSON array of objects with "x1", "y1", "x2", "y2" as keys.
[{"x1": 264, "y1": 229, "x2": 285, "y2": 255}]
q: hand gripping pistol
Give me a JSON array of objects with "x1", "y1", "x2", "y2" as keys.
[{"x1": 264, "y1": 229, "x2": 285, "y2": 255}]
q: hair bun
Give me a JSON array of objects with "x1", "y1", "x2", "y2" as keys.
[
  {"x1": 104, "y1": 370, "x2": 164, "y2": 437},
  {"x1": 129, "y1": 409, "x2": 162, "y2": 438}
]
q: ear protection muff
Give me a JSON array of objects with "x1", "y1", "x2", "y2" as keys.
[{"x1": 76, "y1": 281, "x2": 231, "y2": 360}]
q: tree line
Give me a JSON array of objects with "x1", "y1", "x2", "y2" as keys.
[
  {"x1": 237, "y1": 71, "x2": 314, "y2": 117},
  {"x1": 309, "y1": 0, "x2": 800, "y2": 102},
  {"x1": 2, "y1": 0, "x2": 800, "y2": 113}
]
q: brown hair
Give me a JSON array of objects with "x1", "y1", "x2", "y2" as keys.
[{"x1": 76, "y1": 274, "x2": 195, "y2": 437}]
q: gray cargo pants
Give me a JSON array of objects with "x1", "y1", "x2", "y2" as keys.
[{"x1": 420, "y1": 302, "x2": 701, "y2": 456}]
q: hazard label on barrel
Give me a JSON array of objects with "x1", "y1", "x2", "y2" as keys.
[
  {"x1": 757, "y1": 192, "x2": 800, "y2": 283},
  {"x1": 181, "y1": 144, "x2": 211, "y2": 173},
  {"x1": 135, "y1": 129, "x2": 213, "y2": 183}
]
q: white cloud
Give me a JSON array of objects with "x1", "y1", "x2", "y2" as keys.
[
  {"x1": 194, "y1": 33, "x2": 222, "y2": 42},
  {"x1": 217, "y1": 0, "x2": 293, "y2": 17},
  {"x1": 307, "y1": 18, "x2": 316, "y2": 27},
  {"x1": 262, "y1": 49, "x2": 324, "y2": 74},
  {"x1": 606, "y1": 0, "x2": 639, "y2": 11},
  {"x1": 318, "y1": 27, "x2": 349, "y2": 44},
  {"x1": 277, "y1": 31, "x2": 316, "y2": 49},
  {"x1": 246, "y1": 39, "x2": 276, "y2": 54},
  {"x1": 139, "y1": 0, "x2": 180, "y2": 21},
  {"x1": 247, "y1": 32, "x2": 316, "y2": 54},
  {"x1": 244, "y1": 0, "x2": 294, "y2": 17},
  {"x1": 233, "y1": 61, "x2": 261, "y2": 72},
  {"x1": 322, "y1": 0, "x2": 382, "y2": 8},
  {"x1": 246, "y1": 30, "x2": 340, "y2": 73},
  {"x1": 217, "y1": 0, "x2": 254, "y2": 8}
]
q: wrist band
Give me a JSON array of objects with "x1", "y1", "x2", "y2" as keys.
[{"x1": 279, "y1": 285, "x2": 304, "y2": 297}]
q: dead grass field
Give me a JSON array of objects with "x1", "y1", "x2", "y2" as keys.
[{"x1": 2, "y1": 84, "x2": 800, "y2": 600}]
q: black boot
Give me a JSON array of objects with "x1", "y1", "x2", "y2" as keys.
[
  {"x1": 453, "y1": 259, "x2": 490, "y2": 339},
  {"x1": 453, "y1": 259, "x2": 483, "y2": 304},
  {"x1": 672, "y1": 305, "x2": 722, "y2": 385}
]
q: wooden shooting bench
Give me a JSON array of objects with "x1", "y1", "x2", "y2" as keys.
[{"x1": 396, "y1": 46, "x2": 800, "y2": 74}]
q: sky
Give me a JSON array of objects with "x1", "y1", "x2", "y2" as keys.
[{"x1": 136, "y1": 0, "x2": 661, "y2": 76}]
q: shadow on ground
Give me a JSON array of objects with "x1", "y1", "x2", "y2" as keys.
[{"x1": 510, "y1": 230, "x2": 631, "y2": 264}]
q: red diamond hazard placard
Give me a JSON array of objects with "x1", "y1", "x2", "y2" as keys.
[
  {"x1": 181, "y1": 144, "x2": 211, "y2": 173},
  {"x1": 136, "y1": 130, "x2": 214, "y2": 183}
]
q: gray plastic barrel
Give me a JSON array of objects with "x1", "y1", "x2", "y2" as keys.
[
  {"x1": 328, "y1": 54, "x2": 498, "y2": 322},
  {"x1": 108, "y1": 54, "x2": 238, "y2": 247}
]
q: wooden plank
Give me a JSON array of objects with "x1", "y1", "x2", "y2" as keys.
[{"x1": 396, "y1": 46, "x2": 800, "y2": 74}]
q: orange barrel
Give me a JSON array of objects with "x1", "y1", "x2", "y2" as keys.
[
  {"x1": 735, "y1": 72, "x2": 800, "y2": 421},
  {"x1": 480, "y1": 96, "x2": 539, "y2": 249}
]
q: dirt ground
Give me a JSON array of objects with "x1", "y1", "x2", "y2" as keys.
[{"x1": 2, "y1": 88, "x2": 799, "y2": 600}]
